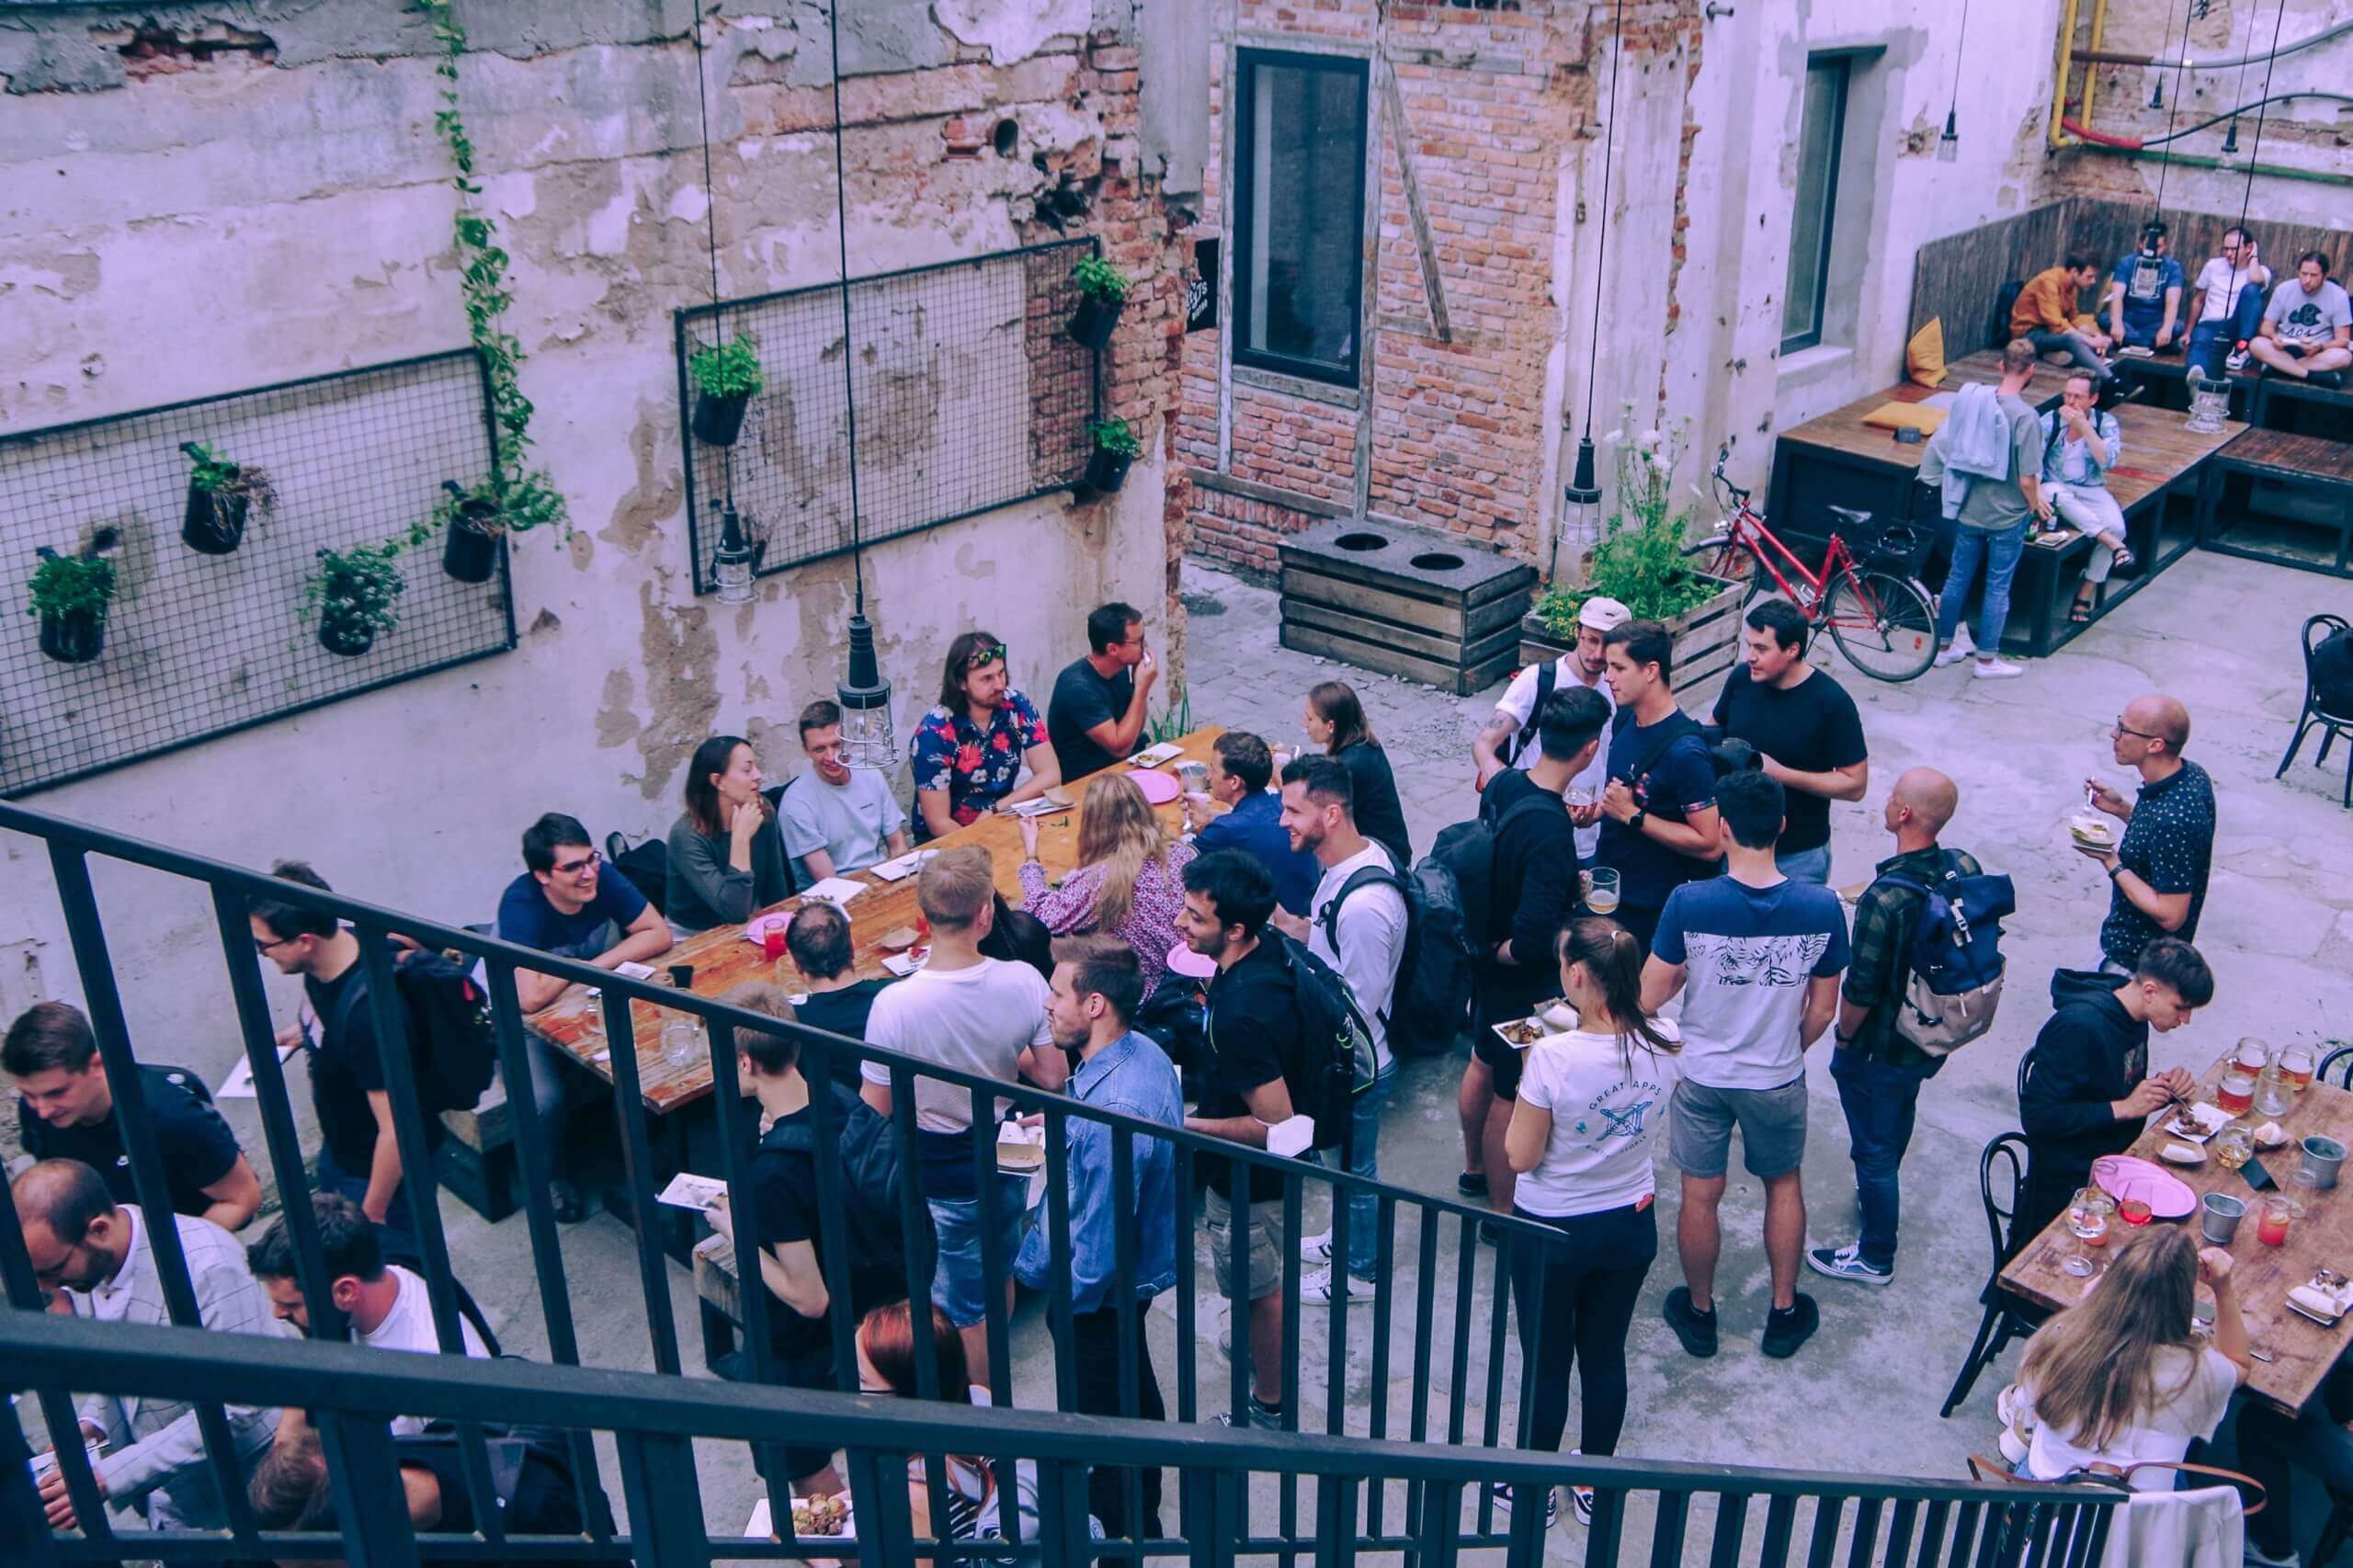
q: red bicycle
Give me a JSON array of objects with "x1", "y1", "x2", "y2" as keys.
[{"x1": 1680, "y1": 447, "x2": 1939, "y2": 683}]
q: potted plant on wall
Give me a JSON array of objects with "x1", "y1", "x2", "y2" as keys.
[
  {"x1": 28, "y1": 546, "x2": 115, "y2": 665},
  {"x1": 687, "y1": 331, "x2": 764, "y2": 447},
  {"x1": 303, "y1": 540, "x2": 407, "y2": 657},
  {"x1": 177, "y1": 441, "x2": 277, "y2": 555},
  {"x1": 1067, "y1": 254, "x2": 1130, "y2": 351},
  {"x1": 1081, "y1": 415, "x2": 1141, "y2": 494},
  {"x1": 431, "y1": 472, "x2": 563, "y2": 584}
]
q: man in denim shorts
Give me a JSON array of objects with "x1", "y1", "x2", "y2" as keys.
[{"x1": 1641, "y1": 771, "x2": 1847, "y2": 1360}]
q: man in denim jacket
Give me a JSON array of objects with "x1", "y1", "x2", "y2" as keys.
[
  {"x1": 1015, "y1": 935, "x2": 1180, "y2": 1540},
  {"x1": 2037, "y1": 373, "x2": 2134, "y2": 624}
]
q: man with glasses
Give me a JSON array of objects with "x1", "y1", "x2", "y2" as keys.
[
  {"x1": 1047, "y1": 601, "x2": 1159, "y2": 781},
  {"x1": 2075, "y1": 697, "x2": 2213, "y2": 975},
  {"x1": 2185, "y1": 227, "x2": 2270, "y2": 376},
  {"x1": 494, "y1": 813, "x2": 671, "y2": 1221},
  {"x1": 911, "y1": 631, "x2": 1061, "y2": 839}
]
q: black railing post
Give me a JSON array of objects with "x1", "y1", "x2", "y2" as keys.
[
  {"x1": 0, "y1": 1392, "x2": 63, "y2": 1568},
  {"x1": 1043, "y1": 1099, "x2": 1078, "y2": 1414},
  {"x1": 1587, "y1": 1483, "x2": 1627, "y2": 1562},
  {"x1": 1108, "y1": 1119, "x2": 1145, "y2": 1552},
  {"x1": 598, "y1": 988, "x2": 682, "y2": 1375},
  {"x1": 311, "y1": 1409, "x2": 422, "y2": 1568},
  {"x1": 614, "y1": 1429, "x2": 712, "y2": 1568},
  {"x1": 0, "y1": 1200, "x2": 114, "y2": 1554},
  {"x1": 1365, "y1": 1190, "x2": 1396, "y2": 1540},
  {"x1": 699, "y1": 1016, "x2": 793, "y2": 1517},
  {"x1": 1709, "y1": 1491, "x2": 1753, "y2": 1565}
]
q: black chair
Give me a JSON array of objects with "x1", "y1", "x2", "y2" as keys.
[
  {"x1": 2322, "y1": 1044, "x2": 2353, "y2": 1091},
  {"x1": 2015, "y1": 1046, "x2": 2037, "y2": 1107},
  {"x1": 1991, "y1": 280, "x2": 2024, "y2": 351},
  {"x1": 2278, "y1": 614, "x2": 2353, "y2": 809},
  {"x1": 1941, "y1": 1131, "x2": 2040, "y2": 1419}
]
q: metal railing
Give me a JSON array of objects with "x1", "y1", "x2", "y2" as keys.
[
  {"x1": 4, "y1": 797, "x2": 1596, "y2": 1557},
  {"x1": 0, "y1": 1312, "x2": 2121, "y2": 1565}
]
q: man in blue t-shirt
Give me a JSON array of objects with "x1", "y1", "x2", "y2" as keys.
[
  {"x1": 1596, "y1": 619, "x2": 1722, "y2": 956},
  {"x1": 494, "y1": 812, "x2": 673, "y2": 1014},
  {"x1": 1641, "y1": 770, "x2": 1848, "y2": 1363},
  {"x1": 1181, "y1": 730, "x2": 1319, "y2": 917},
  {"x1": 2101, "y1": 222, "x2": 2186, "y2": 354}
]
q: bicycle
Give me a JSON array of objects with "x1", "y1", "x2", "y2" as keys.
[{"x1": 1679, "y1": 446, "x2": 1940, "y2": 684}]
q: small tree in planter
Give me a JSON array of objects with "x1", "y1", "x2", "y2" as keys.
[
  {"x1": 303, "y1": 540, "x2": 406, "y2": 657},
  {"x1": 687, "y1": 332, "x2": 764, "y2": 447},
  {"x1": 1067, "y1": 255, "x2": 1130, "y2": 351},
  {"x1": 431, "y1": 472, "x2": 562, "y2": 584},
  {"x1": 178, "y1": 441, "x2": 277, "y2": 555},
  {"x1": 1081, "y1": 415, "x2": 1142, "y2": 494},
  {"x1": 28, "y1": 547, "x2": 115, "y2": 665}
]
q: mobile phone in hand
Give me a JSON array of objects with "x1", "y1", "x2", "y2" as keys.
[{"x1": 2243, "y1": 1156, "x2": 2276, "y2": 1193}]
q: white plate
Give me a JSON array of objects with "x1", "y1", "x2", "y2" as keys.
[{"x1": 1126, "y1": 742, "x2": 1185, "y2": 767}]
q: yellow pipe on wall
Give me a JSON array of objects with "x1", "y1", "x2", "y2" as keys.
[
  {"x1": 2051, "y1": 0, "x2": 2082, "y2": 148},
  {"x1": 2082, "y1": 0, "x2": 2110, "y2": 132}
]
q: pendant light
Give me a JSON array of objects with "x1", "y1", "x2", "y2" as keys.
[
  {"x1": 1556, "y1": 0, "x2": 1627, "y2": 580},
  {"x1": 711, "y1": 500, "x2": 755, "y2": 602},
  {"x1": 1938, "y1": 0, "x2": 1969, "y2": 162}
]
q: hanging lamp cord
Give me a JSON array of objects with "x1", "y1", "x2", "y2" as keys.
[
  {"x1": 1577, "y1": 0, "x2": 1628, "y2": 443},
  {"x1": 827, "y1": 0, "x2": 867, "y2": 616},
  {"x1": 688, "y1": 0, "x2": 733, "y2": 509},
  {"x1": 2147, "y1": 0, "x2": 2193, "y2": 222},
  {"x1": 2236, "y1": 0, "x2": 2291, "y2": 236},
  {"x1": 1947, "y1": 0, "x2": 1972, "y2": 119}
]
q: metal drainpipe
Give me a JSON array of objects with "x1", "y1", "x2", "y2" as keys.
[
  {"x1": 2050, "y1": 0, "x2": 2081, "y2": 149},
  {"x1": 2103, "y1": 144, "x2": 2353, "y2": 187},
  {"x1": 2082, "y1": 0, "x2": 2110, "y2": 134}
]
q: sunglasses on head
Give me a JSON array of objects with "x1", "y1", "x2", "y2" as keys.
[{"x1": 967, "y1": 644, "x2": 1008, "y2": 670}]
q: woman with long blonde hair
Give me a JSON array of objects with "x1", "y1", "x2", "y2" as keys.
[
  {"x1": 1016, "y1": 771, "x2": 1195, "y2": 997},
  {"x1": 2013, "y1": 1225, "x2": 2248, "y2": 1486}
]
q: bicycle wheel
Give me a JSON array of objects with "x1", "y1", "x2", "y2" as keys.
[
  {"x1": 1825, "y1": 568, "x2": 1938, "y2": 683},
  {"x1": 1678, "y1": 533, "x2": 1756, "y2": 594}
]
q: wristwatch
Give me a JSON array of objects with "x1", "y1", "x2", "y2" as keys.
[
  {"x1": 2106, "y1": 862, "x2": 2124, "y2": 881},
  {"x1": 1629, "y1": 808, "x2": 1649, "y2": 835}
]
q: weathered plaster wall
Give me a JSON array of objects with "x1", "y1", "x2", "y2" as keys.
[{"x1": 0, "y1": 1, "x2": 1191, "y2": 1051}]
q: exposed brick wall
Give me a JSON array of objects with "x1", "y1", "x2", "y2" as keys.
[{"x1": 1188, "y1": 477, "x2": 1321, "y2": 579}]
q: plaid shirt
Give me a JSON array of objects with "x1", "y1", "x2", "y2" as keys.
[{"x1": 1840, "y1": 845, "x2": 1982, "y2": 1070}]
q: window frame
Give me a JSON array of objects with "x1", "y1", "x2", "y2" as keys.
[
  {"x1": 1230, "y1": 46, "x2": 1371, "y2": 388},
  {"x1": 1781, "y1": 54, "x2": 1851, "y2": 357}
]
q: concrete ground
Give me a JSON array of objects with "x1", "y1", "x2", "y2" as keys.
[{"x1": 13, "y1": 546, "x2": 2353, "y2": 1562}]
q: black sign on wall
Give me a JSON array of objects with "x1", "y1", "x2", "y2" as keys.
[{"x1": 1187, "y1": 237, "x2": 1220, "y2": 333}]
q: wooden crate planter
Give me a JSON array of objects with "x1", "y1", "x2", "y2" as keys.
[
  {"x1": 1278, "y1": 517, "x2": 1535, "y2": 696},
  {"x1": 1518, "y1": 575, "x2": 1744, "y2": 716}
]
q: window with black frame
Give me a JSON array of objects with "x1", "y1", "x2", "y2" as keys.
[
  {"x1": 1781, "y1": 55, "x2": 1850, "y2": 355},
  {"x1": 1232, "y1": 49, "x2": 1370, "y2": 386}
]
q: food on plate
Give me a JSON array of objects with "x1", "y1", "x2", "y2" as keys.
[
  {"x1": 791, "y1": 1493, "x2": 850, "y2": 1537},
  {"x1": 1498, "y1": 1019, "x2": 1544, "y2": 1047},
  {"x1": 2158, "y1": 1142, "x2": 2204, "y2": 1165},
  {"x1": 2255, "y1": 1120, "x2": 2290, "y2": 1149},
  {"x1": 878, "y1": 925, "x2": 920, "y2": 950},
  {"x1": 2068, "y1": 815, "x2": 2117, "y2": 848},
  {"x1": 997, "y1": 1136, "x2": 1045, "y2": 1171}
]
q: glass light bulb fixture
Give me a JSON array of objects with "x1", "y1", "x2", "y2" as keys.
[
  {"x1": 711, "y1": 501, "x2": 756, "y2": 604},
  {"x1": 836, "y1": 612, "x2": 895, "y2": 769},
  {"x1": 1937, "y1": 108, "x2": 1960, "y2": 163},
  {"x1": 1562, "y1": 434, "x2": 1602, "y2": 560}
]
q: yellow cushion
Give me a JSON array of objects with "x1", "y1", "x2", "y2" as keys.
[
  {"x1": 1905, "y1": 318, "x2": 1947, "y2": 389},
  {"x1": 1861, "y1": 401, "x2": 1947, "y2": 434}
]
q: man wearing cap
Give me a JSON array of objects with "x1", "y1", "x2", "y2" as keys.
[{"x1": 1476, "y1": 595, "x2": 1625, "y2": 862}]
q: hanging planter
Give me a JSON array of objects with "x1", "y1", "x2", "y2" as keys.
[
  {"x1": 303, "y1": 540, "x2": 406, "y2": 659},
  {"x1": 435, "y1": 481, "x2": 505, "y2": 583},
  {"x1": 687, "y1": 331, "x2": 764, "y2": 448},
  {"x1": 1080, "y1": 415, "x2": 1142, "y2": 495},
  {"x1": 1067, "y1": 254, "x2": 1130, "y2": 351},
  {"x1": 178, "y1": 442, "x2": 276, "y2": 556},
  {"x1": 28, "y1": 548, "x2": 115, "y2": 666}
]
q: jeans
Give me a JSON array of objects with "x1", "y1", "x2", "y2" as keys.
[
  {"x1": 1067, "y1": 1301, "x2": 1167, "y2": 1538},
  {"x1": 2187, "y1": 285, "x2": 2266, "y2": 375},
  {"x1": 2239, "y1": 1354, "x2": 2353, "y2": 1557},
  {"x1": 1935, "y1": 522, "x2": 2029, "y2": 654},
  {"x1": 1774, "y1": 844, "x2": 1832, "y2": 885},
  {"x1": 2025, "y1": 327, "x2": 2113, "y2": 381},
  {"x1": 1829, "y1": 1047, "x2": 1944, "y2": 1269},
  {"x1": 1506, "y1": 1200, "x2": 1656, "y2": 1455},
  {"x1": 1340, "y1": 1058, "x2": 1398, "y2": 1279}
]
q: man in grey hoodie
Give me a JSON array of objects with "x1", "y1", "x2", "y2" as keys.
[{"x1": 1920, "y1": 339, "x2": 2050, "y2": 681}]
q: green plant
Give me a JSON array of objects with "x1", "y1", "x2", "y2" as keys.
[
  {"x1": 1087, "y1": 415, "x2": 1142, "y2": 459},
  {"x1": 181, "y1": 442, "x2": 278, "y2": 515},
  {"x1": 1143, "y1": 687, "x2": 1192, "y2": 747},
  {"x1": 1547, "y1": 411, "x2": 1723, "y2": 624},
  {"x1": 302, "y1": 540, "x2": 407, "y2": 636},
  {"x1": 431, "y1": 472, "x2": 565, "y2": 540},
  {"x1": 415, "y1": 0, "x2": 566, "y2": 540},
  {"x1": 1071, "y1": 254, "x2": 1131, "y2": 304},
  {"x1": 28, "y1": 552, "x2": 115, "y2": 621},
  {"x1": 688, "y1": 333, "x2": 764, "y2": 399}
]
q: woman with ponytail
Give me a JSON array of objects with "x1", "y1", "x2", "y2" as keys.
[{"x1": 1496, "y1": 917, "x2": 1682, "y2": 1527}]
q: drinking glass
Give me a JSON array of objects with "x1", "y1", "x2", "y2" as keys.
[
  {"x1": 1566, "y1": 785, "x2": 1597, "y2": 809},
  {"x1": 2063, "y1": 1187, "x2": 2113, "y2": 1277},
  {"x1": 2213, "y1": 1123, "x2": 2254, "y2": 1171},
  {"x1": 2234, "y1": 1037, "x2": 2272, "y2": 1074},
  {"x1": 661, "y1": 1017, "x2": 700, "y2": 1069},
  {"x1": 2191, "y1": 1285, "x2": 2217, "y2": 1336},
  {"x1": 2258, "y1": 1195, "x2": 2299, "y2": 1248},
  {"x1": 1586, "y1": 867, "x2": 1621, "y2": 915},
  {"x1": 2217, "y1": 1070, "x2": 2256, "y2": 1116},
  {"x1": 2282, "y1": 1045, "x2": 2316, "y2": 1093}
]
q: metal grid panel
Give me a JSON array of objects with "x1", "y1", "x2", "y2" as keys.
[
  {"x1": 677, "y1": 238, "x2": 1099, "y2": 593},
  {"x1": 0, "y1": 352, "x2": 515, "y2": 797}
]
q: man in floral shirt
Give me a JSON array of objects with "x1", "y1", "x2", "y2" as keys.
[{"x1": 910, "y1": 630, "x2": 1063, "y2": 839}]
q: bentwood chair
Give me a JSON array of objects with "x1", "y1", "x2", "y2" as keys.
[
  {"x1": 1941, "y1": 1131, "x2": 2041, "y2": 1419},
  {"x1": 2322, "y1": 1045, "x2": 2353, "y2": 1092},
  {"x1": 2277, "y1": 614, "x2": 2353, "y2": 809}
]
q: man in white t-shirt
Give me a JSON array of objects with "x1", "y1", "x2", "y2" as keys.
[
  {"x1": 1474, "y1": 595, "x2": 1628, "y2": 861},
  {"x1": 779, "y1": 699, "x2": 911, "y2": 880},
  {"x1": 1271, "y1": 756, "x2": 1406, "y2": 1308},
  {"x1": 2184, "y1": 227, "x2": 2270, "y2": 377},
  {"x1": 246, "y1": 1192, "x2": 490, "y2": 1435},
  {"x1": 860, "y1": 846, "x2": 1063, "y2": 1392}
]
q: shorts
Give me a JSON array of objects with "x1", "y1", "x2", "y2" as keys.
[
  {"x1": 927, "y1": 1176, "x2": 1031, "y2": 1328},
  {"x1": 1204, "y1": 1186, "x2": 1289, "y2": 1302},
  {"x1": 1668, "y1": 1075, "x2": 1809, "y2": 1181},
  {"x1": 1473, "y1": 978, "x2": 1546, "y2": 1100}
]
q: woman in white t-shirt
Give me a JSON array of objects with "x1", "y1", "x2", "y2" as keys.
[
  {"x1": 2015, "y1": 1226, "x2": 2249, "y2": 1488},
  {"x1": 1496, "y1": 917, "x2": 1682, "y2": 1526}
]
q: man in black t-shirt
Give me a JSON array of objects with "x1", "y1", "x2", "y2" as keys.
[
  {"x1": 1046, "y1": 601, "x2": 1158, "y2": 780},
  {"x1": 1176, "y1": 851, "x2": 1302, "y2": 1432},
  {"x1": 6, "y1": 1001, "x2": 260, "y2": 1231},
  {"x1": 1712, "y1": 598, "x2": 1869, "y2": 886},
  {"x1": 781, "y1": 900, "x2": 895, "y2": 1088},
  {"x1": 1597, "y1": 620, "x2": 1722, "y2": 954}
]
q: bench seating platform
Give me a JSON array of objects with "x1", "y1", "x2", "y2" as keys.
[
  {"x1": 2200, "y1": 429, "x2": 2353, "y2": 580},
  {"x1": 436, "y1": 1078, "x2": 520, "y2": 1223}
]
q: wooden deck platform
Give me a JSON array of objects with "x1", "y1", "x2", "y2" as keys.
[{"x1": 2200, "y1": 427, "x2": 2353, "y2": 580}]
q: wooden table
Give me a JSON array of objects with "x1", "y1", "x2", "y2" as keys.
[
  {"x1": 2000, "y1": 1052, "x2": 2353, "y2": 1416},
  {"x1": 526, "y1": 726, "x2": 1227, "y2": 1114},
  {"x1": 2199, "y1": 427, "x2": 2353, "y2": 581}
]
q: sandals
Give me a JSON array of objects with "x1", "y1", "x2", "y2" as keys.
[
  {"x1": 2107, "y1": 542, "x2": 2136, "y2": 574},
  {"x1": 2071, "y1": 600, "x2": 2095, "y2": 624}
]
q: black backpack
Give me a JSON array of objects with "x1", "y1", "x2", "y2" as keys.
[
  {"x1": 760, "y1": 1084, "x2": 935, "y2": 1284},
  {"x1": 1313, "y1": 859, "x2": 1474, "y2": 1057},
  {"x1": 1265, "y1": 936, "x2": 1378, "y2": 1153},
  {"x1": 605, "y1": 830, "x2": 671, "y2": 917},
  {"x1": 1425, "y1": 791, "x2": 1566, "y2": 950},
  {"x1": 1498, "y1": 662, "x2": 1559, "y2": 767},
  {"x1": 332, "y1": 949, "x2": 496, "y2": 1118}
]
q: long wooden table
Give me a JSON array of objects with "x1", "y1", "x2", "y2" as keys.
[
  {"x1": 1999, "y1": 1051, "x2": 2353, "y2": 1416},
  {"x1": 527, "y1": 726, "x2": 1226, "y2": 1114}
]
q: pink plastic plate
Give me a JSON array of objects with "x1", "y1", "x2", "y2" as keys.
[
  {"x1": 2091, "y1": 1154, "x2": 2196, "y2": 1220},
  {"x1": 1128, "y1": 768, "x2": 1181, "y2": 806},
  {"x1": 1165, "y1": 942, "x2": 1217, "y2": 980},
  {"x1": 743, "y1": 910, "x2": 794, "y2": 947}
]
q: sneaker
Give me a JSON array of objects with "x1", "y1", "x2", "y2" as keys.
[
  {"x1": 1301, "y1": 1229, "x2": 1335, "y2": 1264},
  {"x1": 1932, "y1": 643, "x2": 1972, "y2": 668},
  {"x1": 1661, "y1": 1286, "x2": 1719, "y2": 1358},
  {"x1": 1212, "y1": 1395, "x2": 1285, "y2": 1431},
  {"x1": 1564, "y1": 1450, "x2": 1595, "y2": 1526},
  {"x1": 1973, "y1": 657, "x2": 2027, "y2": 680},
  {"x1": 2225, "y1": 346, "x2": 2251, "y2": 372},
  {"x1": 2117, "y1": 344, "x2": 2154, "y2": 358},
  {"x1": 1805, "y1": 1243, "x2": 1893, "y2": 1287},
  {"x1": 1490, "y1": 1482, "x2": 1558, "y2": 1529},
  {"x1": 1760, "y1": 1293, "x2": 1821, "y2": 1359},
  {"x1": 1301, "y1": 1267, "x2": 1376, "y2": 1306},
  {"x1": 1478, "y1": 1218, "x2": 1503, "y2": 1246},
  {"x1": 1457, "y1": 1170, "x2": 1489, "y2": 1199},
  {"x1": 2244, "y1": 1543, "x2": 2302, "y2": 1566}
]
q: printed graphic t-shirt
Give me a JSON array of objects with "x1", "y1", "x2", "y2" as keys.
[{"x1": 1652, "y1": 876, "x2": 1849, "y2": 1091}]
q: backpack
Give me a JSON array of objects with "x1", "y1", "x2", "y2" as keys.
[
  {"x1": 1313, "y1": 860, "x2": 1474, "y2": 1057},
  {"x1": 1267, "y1": 935, "x2": 1379, "y2": 1153},
  {"x1": 1132, "y1": 976, "x2": 1209, "y2": 1072},
  {"x1": 1878, "y1": 859, "x2": 2018, "y2": 1056},
  {"x1": 605, "y1": 830, "x2": 671, "y2": 917},
  {"x1": 1425, "y1": 791, "x2": 1567, "y2": 953},
  {"x1": 1498, "y1": 661, "x2": 1559, "y2": 767},
  {"x1": 332, "y1": 949, "x2": 496, "y2": 1116},
  {"x1": 760, "y1": 1084, "x2": 935, "y2": 1285}
]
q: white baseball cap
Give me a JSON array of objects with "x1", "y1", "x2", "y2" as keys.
[{"x1": 1577, "y1": 596, "x2": 1632, "y2": 632}]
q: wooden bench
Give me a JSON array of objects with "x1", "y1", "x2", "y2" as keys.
[
  {"x1": 2200, "y1": 428, "x2": 2353, "y2": 580},
  {"x1": 692, "y1": 1232, "x2": 741, "y2": 1372},
  {"x1": 2105, "y1": 352, "x2": 2261, "y2": 422},
  {"x1": 2253, "y1": 376, "x2": 2353, "y2": 441},
  {"x1": 436, "y1": 1075, "x2": 520, "y2": 1222}
]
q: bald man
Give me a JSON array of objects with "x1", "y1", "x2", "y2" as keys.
[
  {"x1": 2079, "y1": 694, "x2": 2213, "y2": 972},
  {"x1": 1809, "y1": 768, "x2": 1983, "y2": 1286}
]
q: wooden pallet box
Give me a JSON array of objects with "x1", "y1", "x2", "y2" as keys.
[
  {"x1": 1517, "y1": 576, "x2": 1745, "y2": 716},
  {"x1": 1277, "y1": 517, "x2": 1536, "y2": 696}
]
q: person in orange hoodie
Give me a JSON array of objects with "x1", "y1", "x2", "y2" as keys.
[{"x1": 2009, "y1": 257, "x2": 2113, "y2": 384}]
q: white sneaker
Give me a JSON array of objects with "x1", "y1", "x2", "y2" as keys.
[
  {"x1": 1948, "y1": 624, "x2": 1977, "y2": 658},
  {"x1": 1933, "y1": 644, "x2": 1972, "y2": 668},
  {"x1": 1301, "y1": 1229, "x2": 1335, "y2": 1264},
  {"x1": 1301, "y1": 1267, "x2": 1375, "y2": 1306},
  {"x1": 2225, "y1": 347, "x2": 2251, "y2": 372},
  {"x1": 2243, "y1": 1544, "x2": 2302, "y2": 1567},
  {"x1": 1973, "y1": 658, "x2": 2027, "y2": 680}
]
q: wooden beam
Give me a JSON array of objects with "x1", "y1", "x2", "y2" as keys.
[{"x1": 1379, "y1": 62, "x2": 1452, "y2": 345}]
